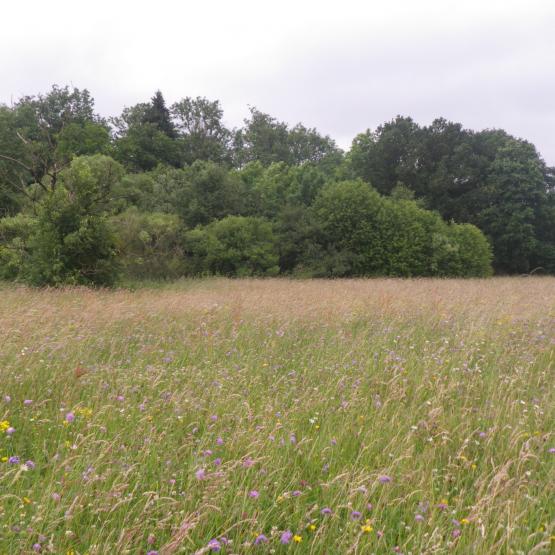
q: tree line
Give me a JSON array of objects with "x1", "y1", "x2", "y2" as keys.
[{"x1": 0, "y1": 85, "x2": 553, "y2": 285}]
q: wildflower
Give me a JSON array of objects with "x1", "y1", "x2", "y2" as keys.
[
  {"x1": 415, "y1": 514, "x2": 425, "y2": 522},
  {"x1": 32, "y1": 544, "x2": 41, "y2": 552},
  {"x1": 207, "y1": 539, "x2": 221, "y2": 552},
  {"x1": 437, "y1": 499, "x2": 448, "y2": 510},
  {"x1": 214, "y1": 458, "x2": 222, "y2": 466},
  {"x1": 147, "y1": 551, "x2": 159, "y2": 555},
  {"x1": 195, "y1": 468, "x2": 206, "y2": 480},
  {"x1": 293, "y1": 535, "x2": 302, "y2": 543},
  {"x1": 321, "y1": 507, "x2": 332, "y2": 515},
  {"x1": 24, "y1": 400, "x2": 33, "y2": 406},
  {"x1": 461, "y1": 518, "x2": 470, "y2": 525},
  {"x1": 361, "y1": 524, "x2": 373, "y2": 533},
  {"x1": 308, "y1": 524, "x2": 316, "y2": 531},
  {"x1": 4, "y1": 395, "x2": 10, "y2": 403},
  {"x1": 452, "y1": 529, "x2": 461, "y2": 538},
  {"x1": 216, "y1": 437, "x2": 224, "y2": 446},
  {"x1": 8, "y1": 456, "x2": 20, "y2": 465},
  {"x1": 549, "y1": 447, "x2": 555, "y2": 454},
  {"x1": 65, "y1": 412, "x2": 75, "y2": 423},
  {"x1": 147, "y1": 533, "x2": 155, "y2": 544},
  {"x1": 254, "y1": 534, "x2": 268, "y2": 545},
  {"x1": 378, "y1": 475, "x2": 392, "y2": 483},
  {"x1": 351, "y1": 511, "x2": 362, "y2": 520},
  {"x1": 116, "y1": 395, "x2": 124, "y2": 402},
  {"x1": 210, "y1": 415, "x2": 218, "y2": 422},
  {"x1": 51, "y1": 493, "x2": 61, "y2": 502},
  {"x1": 242, "y1": 457, "x2": 254, "y2": 468},
  {"x1": 24, "y1": 460, "x2": 35, "y2": 470},
  {"x1": 249, "y1": 490, "x2": 260, "y2": 499},
  {"x1": 23, "y1": 497, "x2": 31, "y2": 504},
  {"x1": 367, "y1": 503, "x2": 373, "y2": 511},
  {"x1": 292, "y1": 490, "x2": 301, "y2": 497},
  {"x1": 0, "y1": 420, "x2": 9, "y2": 432},
  {"x1": 1, "y1": 456, "x2": 7, "y2": 462},
  {"x1": 280, "y1": 530, "x2": 293, "y2": 544},
  {"x1": 6, "y1": 427, "x2": 15, "y2": 436},
  {"x1": 290, "y1": 433, "x2": 297, "y2": 444}
]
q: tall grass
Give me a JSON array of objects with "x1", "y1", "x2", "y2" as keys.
[{"x1": 0, "y1": 278, "x2": 553, "y2": 554}]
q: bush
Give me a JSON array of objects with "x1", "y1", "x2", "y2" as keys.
[
  {"x1": 184, "y1": 216, "x2": 279, "y2": 277},
  {"x1": 111, "y1": 208, "x2": 187, "y2": 279}
]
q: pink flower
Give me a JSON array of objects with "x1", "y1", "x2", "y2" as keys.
[
  {"x1": 249, "y1": 490, "x2": 260, "y2": 498},
  {"x1": 195, "y1": 468, "x2": 206, "y2": 480}
]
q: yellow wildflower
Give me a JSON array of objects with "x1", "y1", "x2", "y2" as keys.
[
  {"x1": 0, "y1": 421, "x2": 9, "y2": 432},
  {"x1": 461, "y1": 518, "x2": 470, "y2": 525},
  {"x1": 1, "y1": 457, "x2": 7, "y2": 463},
  {"x1": 293, "y1": 535, "x2": 302, "y2": 543},
  {"x1": 361, "y1": 524, "x2": 373, "y2": 533},
  {"x1": 308, "y1": 524, "x2": 316, "y2": 532},
  {"x1": 23, "y1": 497, "x2": 31, "y2": 504}
]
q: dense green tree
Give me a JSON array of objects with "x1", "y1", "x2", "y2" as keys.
[
  {"x1": 171, "y1": 97, "x2": 232, "y2": 164},
  {"x1": 185, "y1": 216, "x2": 279, "y2": 276}
]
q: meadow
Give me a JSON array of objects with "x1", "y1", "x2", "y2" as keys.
[{"x1": 0, "y1": 278, "x2": 553, "y2": 554}]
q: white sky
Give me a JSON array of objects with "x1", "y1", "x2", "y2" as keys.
[{"x1": 1, "y1": 0, "x2": 554, "y2": 163}]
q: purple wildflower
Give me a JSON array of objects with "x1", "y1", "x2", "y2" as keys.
[
  {"x1": 280, "y1": 530, "x2": 293, "y2": 544},
  {"x1": 254, "y1": 534, "x2": 268, "y2": 545},
  {"x1": 25, "y1": 460, "x2": 35, "y2": 470},
  {"x1": 23, "y1": 399, "x2": 33, "y2": 406},
  {"x1": 8, "y1": 456, "x2": 20, "y2": 465},
  {"x1": 51, "y1": 493, "x2": 61, "y2": 502},
  {"x1": 367, "y1": 503, "x2": 373, "y2": 511},
  {"x1": 207, "y1": 539, "x2": 221, "y2": 552},
  {"x1": 147, "y1": 551, "x2": 159, "y2": 555},
  {"x1": 65, "y1": 412, "x2": 75, "y2": 423},
  {"x1": 292, "y1": 490, "x2": 301, "y2": 497},
  {"x1": 548, "y1": 447, "x2": 555, "y2": 454},
  {"x1": 452, "y1": 529, "x2": 461, "y2": 538},
  {"x1": 116, "y1": 395, "x2": 124, "y2": 402},
  {"x1": 6, "y1": 427, "x2": 15, "y2": 435},
  {"x1": 242, "y1": 457, "x2": 254, "y2": 468},
  {"x1": 214, "y1": 457, "x2": 222, "y2": 466},
  {"x1": 321, "y1": 507, "x2": 332, "y2": 515},
  {"x1": 216, "y1": 437, "x2": 224, "y2": 446},
  {"x1": 249, "y1": 490, "x2": 260, "y2": 498},
  {"x1": 4, "y1": 395, "x2": 10, "y2": 403},
  {"x1": 378, "y1": 475, "x2": 392, "y2": 483},
  {"x1": 32, "y1": 544, "x2": 41, "y2": 553},
  {"x1": 195, "y1": 468, "x2": 206, "y2": 480},
  {"x1": 350, "y1": 510, "x2": 362, "y2": 520},
  {"x1": 415, "y1": 514, "x2": 425, "y2": 522}
]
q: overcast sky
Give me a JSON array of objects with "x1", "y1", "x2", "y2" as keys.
[{"x1": 1, "y1": 0, "x2": 554, "y2": 163}]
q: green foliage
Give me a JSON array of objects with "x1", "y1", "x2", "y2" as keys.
[
  {"x1": 0, "y1": 214, "x2": 37, "y2": 279},
  {"x1": 111, "y1": 208, "x2": 186, "y2": 279},
  {"x1": 185, "y1": 216, "x2": 279, "y2": 276}
]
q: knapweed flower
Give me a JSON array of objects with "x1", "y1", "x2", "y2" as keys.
[
  {"x1": 23, "y1": 400, "x2": 33, "y2": 406},
  {"x1": 216, "y1": 437, "x2": 224, "y2": 446},
  {"x1": 65, "y1": 412, "x2": 75, "y2": 423},
  {"x1": 242, "y1": 457, "x2": 254, "y2": 468},
  {"x1": 415, "y1": 514, "x2": 425, "y2": 522},
  {"x1": 378, "y1": 475, "x2": 392, "y2": 483},
  {"x1": 6, "y1": 427, "x2": 15, "y2": 436},
  {"x1": 292, "y1": 490, "x2": 301, "y2": 497},
  {"x1": 207, "y1": 539, "x2": 221, "y2": 552},
  {"x1": 452, "y1": 529, "x2": 461, "y2": 538},
  {"x1": 321, "y1": 507, "x2": 332, "y2": 515},
  {"x1": 24, "y1": 460, "x2": 35, "y2": 470},
  {"x1": 254, "y1": 534, "x2": 268, "y2": 545},
  {"x1": 548, "y1": 447, "x2": 555, "y2": 454},
  {"x1": 8, "y1": 456, "x2": 20, "y2": 465},
  {"x1": 280, "y1": 530, "x2": 293, "y2": 544},
  {"x1": 249, "y1": 490, "x2": 260, "y2": 499},
  {"x1": 32, "y1": 544, "x2": 41, "y2": 552},
  {"x1": 195, "y1": 468, "x2": 206, "y2": 480},
  {"x1": 51, "y1": 493, "x2": 61, "y2": 502},
  {"x1": 214, "y1": 458, "x2": 222, "y2": 466},
  {"x1": 116, "y1": 395, "x2": 124, "y2": 402},
  {"x1": 437, "y1": 499, "x2": 448, "y2": 511},
  {"x1": 351, "y1": 511, "x2": 362, "y2": 520}
]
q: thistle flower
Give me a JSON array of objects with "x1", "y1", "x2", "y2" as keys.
[{"x1": 25, "y1": 460, "x2": 36, "y2": 470}]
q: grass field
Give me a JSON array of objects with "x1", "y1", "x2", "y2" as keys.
[{"x1": 0, "y1": 278, "x2": 554, "y2": 554}]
